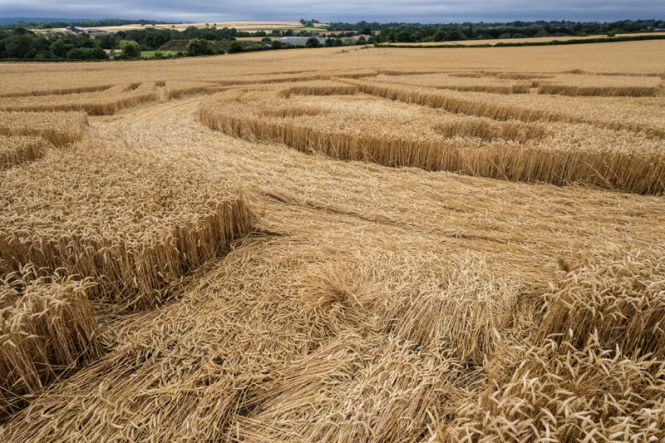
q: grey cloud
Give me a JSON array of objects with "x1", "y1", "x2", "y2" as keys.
[{"x1": 0, "y1": 0, "x2": 663, "y2": 22}]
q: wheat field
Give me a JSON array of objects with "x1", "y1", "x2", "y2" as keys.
[{"x1": 0, "y1": 41, "x2": 664, "y2": 441}]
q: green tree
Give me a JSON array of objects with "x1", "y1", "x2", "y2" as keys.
[
  {"x1": 66, "y1": 48, "x2": 84, "y2": 59},
  {"x1": 119, "y1": 40, "x2": 141, "y2": 58},
  {"x1": 87, "y1": 47, "x2": 107, "y2": 59},
  {"x1": 433, "y1": 30, "x2": 447, "y2": 41},
  {"x1": 444, "y1": 30, "x2": 467, "y2": 41},
  {"x1": 66, "y1": 47, "x2": 106, "y2": 60},
  {"x1": 186, "y1": 38, "x2": 214, "y2": 56},
  {"x1": 305, "y1": 37, "x2": 320, "y2": 48},
  {"x1": 95, "y1": 33, "x2": 117, "y2": 49},
  {"x1": 228, "y1": 41, "x2": 243, "y2": 53}
]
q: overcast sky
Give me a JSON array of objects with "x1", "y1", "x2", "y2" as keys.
[{"x1": 1, "y1": 0, "x2": 663, "y2": 23}]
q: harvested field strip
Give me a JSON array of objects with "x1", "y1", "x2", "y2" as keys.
[
  {"x1": 377, "y1": 70, "x2": 444, "y2": 76},
  {"x1": 441, "y1": 84, "x2": 530, "y2": 94},
  {"x1": 0, "y1": 90, "x2": 158, "y2": 116},
  {"x1": 374, "y1": 73, "x2": 532, "y2": 94},
  {"x1": 278, "y1": 83, "x2": 359, "y2": 98},
  {"x1": 332, "y1": 70, "x2": 380, "y2": 79},
  {"x1": 213, "y1": 73, "x2": 328, "y2": 87},
  {"x1": 433, "y1": 119, "x2": 548, "y2": 142},
  {"x1": 535, "y1": 73, "x2": 663, "y2": 96},
  {"x1": 539, "y1": 83, "x2": 660, "y2": 96},
  {"x1": 0, "y1": 111, "x2": 87, "y2": 146},
  {"x1": 0, "y1": 85, "x2": 113, "y2": 99},
  {"x1": 0, "y1": 142, "x2": 254, "y2": 310},
  {"x1": 343, "y1": 79, "x2": 665, "y2": 138},
  {"x1": 346, "y1": 80, "x2": 583, "y2": 122},
  {"x1": 202, "y1": 107, "x2": 665, "y2": 193},
  {"x1": 200, "y1": 89, "x2": 665, "y2": 194},
  {"x1": 208, "y1": 70, "x2": 379, "y2": 88},
  {"x1": 123, "y1": 82, "x2": 141, "y2": 92},
  {"x1": 0, "y1": 136, "x2": 49, "y2": 170},
  {"x1": 449, "y1": 72, "x2": 554, "y2": 80},
  {"x1": 244, "y1": 69, "x2": 319, "y2": 76},
  {"x1": 1, "y1": 269, "x2": 99, "y2": 418},
  {"x1": 164, "y1": 82, "x2": 225, "y2": 99},
  {"x1": 561, "y1": 69, "x2": 665, "y2": 77}
]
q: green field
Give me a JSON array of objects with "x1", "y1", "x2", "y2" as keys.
[{"x1": 141, "y1": 50, "x2": 179, "y2": 58}]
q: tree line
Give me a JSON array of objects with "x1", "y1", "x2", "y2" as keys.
[
  {"x1": 327, "y1": 19, "x2": 665, "y2": 43},
  {"x1": 0, "y1": 26, "x2": 269, "y2": 60},
  {"x1": 0, "y1": 19, "x2": 168, "y2": 30},
  {"x1": 1, "y1": 18, "x2": 664, "y2": 61}
]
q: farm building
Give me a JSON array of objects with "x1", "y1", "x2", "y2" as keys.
[
  {"x1": 279, "y1": 36, "x2": 327, "y2": 46},
  {"x1": 66, "y1": 27, "x2": 108, "y2": 36},
  {"x1": 87, "y1": 29, "x2": 108, "y2": 37}
]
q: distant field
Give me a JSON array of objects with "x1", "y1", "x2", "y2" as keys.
[
  {"x1": 237, "y1": 36, "x2": 269, "y2": 41},
  {"x1": 141, "y1": 50, "x2": 179, "y2": 58},
  {"x1": 1, "y1": 40, "x2": 664, "y2": 442},
  {"x1": 394, "y1": 32, "x2": 665, "y2": 46},
  {"x1": 36, "y1": 21, "x2": 328, "y2": 33}
]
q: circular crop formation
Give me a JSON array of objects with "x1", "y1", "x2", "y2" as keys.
[
  {"x1": 200, "y1": 77, "x2": 665, "y2": 194},
  {"x1": 1, "y1": 56, "x2": 664, "y2": 442}
]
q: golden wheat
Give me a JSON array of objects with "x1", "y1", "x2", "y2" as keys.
[
  {"x1": 538, "y1": 73, "x2": 662, "y2": 96},
  {"x1": 0, "y1": 111, "x2": 87, "y2": 146},
  {"x1": 0, "y1": 85, "x2": 114, "y2": 99},
  {"x1": 375, "y1": 73, "x2": 532, "y2": 94},
  {"x1": 436, "y1": 337, "x2": 665, "y2": 441},
  {"x1": 538, "y1": 247, "x2": 665, "y2": 357},
  {"x1": 0, "y1": 267, "x2": 99, "y2": 418},
  {"x1": 0, "y1": 136, "x2": 49, "y2": 170},
  {"x1": 0, "y1": 41, "x2": 664, "y2": 441},
  {"x1": 342, "y1": 78, "x2": 665, "y2": 137},
  {"x1": 0, "y1": 84, "x2": 158, "y2": 115},
  {"x1": 0, "y1": 140, "x2": 253, "y2": 310},
  {"x1": 200, "y1": 84, "x2": 665, "y2": 194}
]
